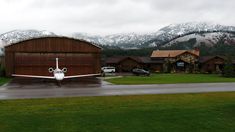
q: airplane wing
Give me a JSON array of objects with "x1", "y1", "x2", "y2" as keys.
[
  {"x1": 64, "y1": 74, "x2": 101, "y2": 79},
  {"x1": 12, "y1": 74, "x2": 55, "y2": 79}
]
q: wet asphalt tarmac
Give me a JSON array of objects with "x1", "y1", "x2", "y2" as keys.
[{"x1": 1, "y1": 77, "x2": 235, "y2": 100}]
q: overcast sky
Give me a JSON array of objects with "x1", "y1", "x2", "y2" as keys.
[{"x1": 0, "y1": 0, "x2": 234, "y2": 35}]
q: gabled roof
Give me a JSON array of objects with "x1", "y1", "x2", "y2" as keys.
[
  {"x1": 199, "y1": 56, "x2": 226, "y2": 63},
  {"x1": 106, "y1": 56, "x2": 164, "y2": 64},
  {"x1": 105, "y1": 56, "x2": 124, "y2": 64},
  {"x1": 138, "y1": 57, "x2": 164, "y2": 64},
  {"x1": 151, "y1": 50, "x2": 200, "y2": 58},
  {"x1": 233, "y1": 60, "x2": 235, "y2": 64}
]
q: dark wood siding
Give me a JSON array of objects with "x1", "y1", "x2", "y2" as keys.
[
  {"x1": 119, "y1": 58, "x2": 141, "y2": 72},
  {"x1": 148, "y1": 64, "x2": 163, "y2": 72},
  {"x1": 201, "y1": 57, "x2": 225, "y2": 73},
  {"x1": 5, "y1": 37, "x2": 101, "y2": 77}
]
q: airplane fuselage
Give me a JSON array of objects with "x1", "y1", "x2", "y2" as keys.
[
  {"x1": 53, "y1": 69, "x2": 65, "y2": 81},
  {"x1": 49, "y1": 58, "x2": 67, "y2": 81}
]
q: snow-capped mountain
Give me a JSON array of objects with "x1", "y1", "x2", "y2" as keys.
[
  {"x1": 73, "y1": 22, "x2": 235, "y2": 48},
  {"x1": 73, "y1": 32, "x2": 160, "y2": 48},
  {"x1": 143, "y1": 22, "x2": 235, "y2": 48},
  {"x1": 164, "y1": 32, "x2": 235, "y2": 48},
  {"x1": 0, "y1": 30, "x2": 56, "y2": 45},
  {"x1": 0, "y1": 29, "x2": 57, "y2": 55},
  {"x1": 73, "y1": 32, "x2": 158, "y2": 49}
]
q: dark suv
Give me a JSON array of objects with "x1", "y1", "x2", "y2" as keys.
[{"x1": 132, "y1": 68, "x2": 150, "y2": 76}]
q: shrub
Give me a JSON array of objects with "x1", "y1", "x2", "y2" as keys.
[
  {"x1": 223, "y1": 57, "x2": 235, "y2": 77},
  {"x1": 0, "y1": 66, "x2": 6, "y2": 77},
  {"x1": 165, "y1": 60, "x2": 172, "y2": 73}
]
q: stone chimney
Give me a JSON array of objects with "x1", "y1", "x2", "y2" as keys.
[{"x1": 194, "y1": 47, "x2": 200, "y2": 52}]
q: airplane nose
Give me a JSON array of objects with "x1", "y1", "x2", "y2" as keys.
[{"x1": 55, "y1": 73, "x2": 65, "y2": 81}]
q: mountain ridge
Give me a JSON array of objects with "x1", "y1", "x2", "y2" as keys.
[
  {"x1": 1, "y1": 22, "x2": 235, "y2": 50},
  {"x1": 72, "y1": 22, "x2": 235, "y2": 48}
]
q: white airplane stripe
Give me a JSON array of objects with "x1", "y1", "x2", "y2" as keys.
[
  {"x1": 12, "y1": 74, "x2": 55, "y2": 79},
  {"x1": 64, "y1": 74, "x2": 101, "y2": 79},
  {"x1": 12, "y1": 74, "x2": 100, "y2": 79}
]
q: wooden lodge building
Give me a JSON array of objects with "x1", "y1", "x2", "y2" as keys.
[
  {"x1": 199, "y1": 56, "x2": 227, "y2": 73},
  {"x1": 151, "y1": 49, "x2": 200, "y2": 72},
  {"x1": 105, "y1": 49, "x2": 235, "y2": 73},
  {"x1": 105, "y1": 56, "x2": 164, "y2": 72}
]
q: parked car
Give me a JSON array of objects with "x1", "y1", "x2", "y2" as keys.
[
  {"x1": 101, "y1": 67, "x2": 116, "y2": 73},
  {"x1": 132, "y1": 68, "x2": 150, "y2": 76}
]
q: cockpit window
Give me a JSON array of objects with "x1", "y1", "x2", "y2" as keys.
[{"x1": 55, "y1": 71, "x2": 63, "y2": 74}]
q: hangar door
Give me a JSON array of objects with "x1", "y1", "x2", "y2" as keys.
[{"x1": 14, "y1": 53, "x2": 97, "y2": 76}]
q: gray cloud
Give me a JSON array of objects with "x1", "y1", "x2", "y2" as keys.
[{"x1": 0, "y1": 0, "x2": 234, "y2": 35}]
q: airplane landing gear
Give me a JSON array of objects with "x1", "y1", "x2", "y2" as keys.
[{"x1": 57, "y1": 81, "x2": 62, "y2": 87}]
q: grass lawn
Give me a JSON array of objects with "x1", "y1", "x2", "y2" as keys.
[
  {"x1": 0, "y1": 92, "x2": 235, "y2": 132},
  {"x1": 106, "y1": 74, "x2": 235, "y2": 85},
  {"x1": 0, "y1": 77, "x2": 11, "y2": 86}
]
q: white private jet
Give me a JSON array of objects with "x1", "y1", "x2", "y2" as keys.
[{"x1": 12, "y1": 58, "x2": 100, "y2": 83}]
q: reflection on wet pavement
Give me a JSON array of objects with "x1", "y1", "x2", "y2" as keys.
[{"x1": 4, "y1": 77, "x2": 104, "y2": 89}]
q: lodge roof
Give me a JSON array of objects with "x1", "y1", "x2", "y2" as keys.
[
  {"x1": 199, "y1": 56, "x2": 235, "y2": 65},
  {"x1": 199, "y1": 56, "x2": 226, "y2": 63},
  {"x1": 106, "y1": 56, "x2": 164, "y2": 64},
  {"x1": 151, "y1": 49, "x2": 200, "y2": 58}
]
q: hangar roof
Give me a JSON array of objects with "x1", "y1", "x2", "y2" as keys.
[{"x1": 0, "y1": 36, "x2": 101, "y2": 56}]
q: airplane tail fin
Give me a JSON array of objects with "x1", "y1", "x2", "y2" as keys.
[{"x1": 56, "y1": 58, "x2": 59, "y2": 69}]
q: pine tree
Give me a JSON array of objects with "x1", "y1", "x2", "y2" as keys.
[{"x1": 223, "y1": 56, "x2": 235, "y2": 77}]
